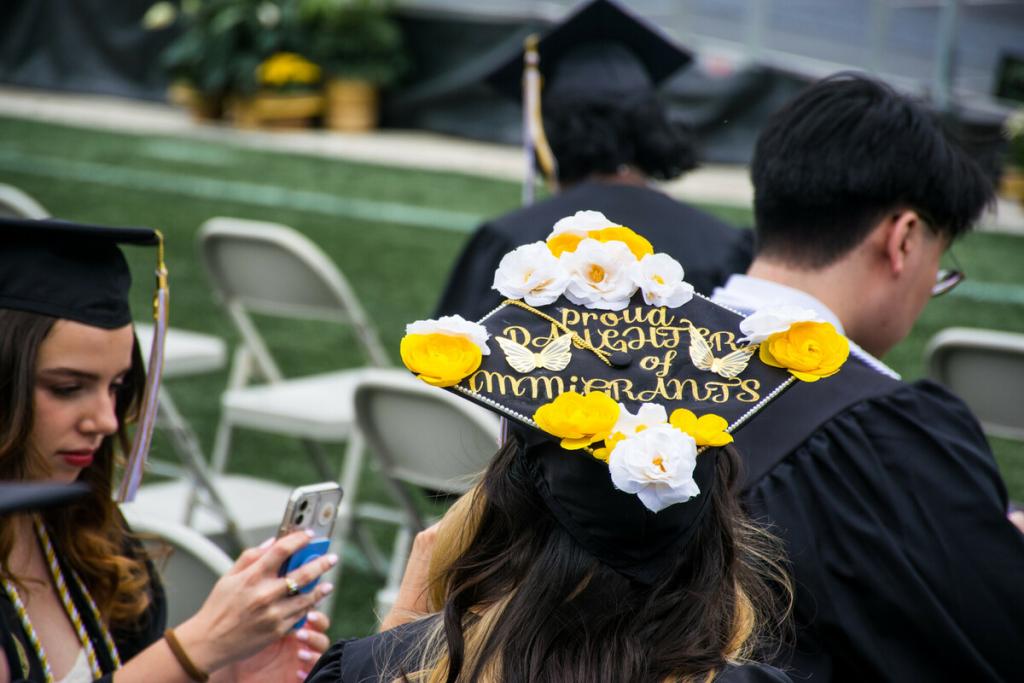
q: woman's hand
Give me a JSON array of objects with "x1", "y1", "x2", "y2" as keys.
[
  {"x1": 378, "y1": 521, "x2": 440, "y2": 631},
  {"x1": 232, "y1": 610, "x2": 332, "y2": 682},
  {"x1": 1010, "y1": 509, "x2": 1024, "y2": 534},
  {"x1": 174, "y1": 531, "x2": 337, "y2": 674}
]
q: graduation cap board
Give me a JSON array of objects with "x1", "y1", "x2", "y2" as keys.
[
  {"x1": 486, "y1": 0, "x2": 694, "y2": 204},
  {"x1": 0, "y1": 483, "x2": 90, "y2": 515},
  {"x1": 401, "y1": 210, "x2": 850, "y2": 582},
  {"x1": 0, "y1": 217, "x2": 169, "y2": 503},
  {"x1": 487, "y1": 0, "x2": 692, "y2": 103}
]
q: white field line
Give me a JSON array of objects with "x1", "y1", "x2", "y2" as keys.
[
  {"x1": 1, "y1": 147, "x2": 1023, "y2": 307},
  {"x1": 0, "y1": 149, "x2": 483, "y2": 232}
]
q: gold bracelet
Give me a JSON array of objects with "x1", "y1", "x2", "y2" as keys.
[{"x1": 164, "y1": 628, "x2": 210, "y2": 683}]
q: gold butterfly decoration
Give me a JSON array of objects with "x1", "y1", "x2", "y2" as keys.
[
  {"x1": 688, "y1": 325, "x2": 756, "y2": 379},
  {"x1": 495, "y1": 333, "x2": 574, "y2": 374}
]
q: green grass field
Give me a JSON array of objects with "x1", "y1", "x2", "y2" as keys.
[{"x1": 2, "y1": 115, "x2": 1023, "y2": 637}]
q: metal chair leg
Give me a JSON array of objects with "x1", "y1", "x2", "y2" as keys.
[{"x1": 158, "y1": 392, "x2": 247, "y2": 555}]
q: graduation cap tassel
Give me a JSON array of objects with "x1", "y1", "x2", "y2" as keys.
[
  {"x1": 499, "y1": 416, "x2": 510, "y2": 447},
  {"x1": 117, "y1": 232, "x2": 170, "y2": 503},
  {"x1": 522, "y1": 34, "x2": 557, "y2": 206}
]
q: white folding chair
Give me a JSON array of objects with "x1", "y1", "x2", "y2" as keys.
[
  {"x1": 926, "y1": 327, "x2": 1024, "y2": 441},
  {"x1": 198, "y1": 217, "x2": 390, "y2": 589},
  {"x1": 353, "y1": 368, "x2": 500, "y2": 619},
  {"x1": 135, "y1": 322, "x2": 227, "y2": 483},
  {"x1": 0, "y1": 183, "x2": 49, "y2": 219},
  {"x1": 131, "y1": 324, "x2": 293, "y2": 555},
  {"x1": 120, "y1": 506, "x2": 234, "y2": 628}
]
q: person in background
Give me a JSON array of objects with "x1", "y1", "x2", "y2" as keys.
[
  {"x1": 0, "y1": 218, "x2": 334, "y2": 683},
  {"x1": 713, "y1": 73, "x2": 1024, "y2": 680},
  {"x1": 435, "y1": 0, "x2": 751, "y2": 322}
]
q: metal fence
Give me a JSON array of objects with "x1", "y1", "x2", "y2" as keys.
[{"x1": 402, "y1": 0, "x2": 1024, "y2": 116}]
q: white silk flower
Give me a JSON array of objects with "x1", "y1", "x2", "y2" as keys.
[
  {"x1": 611, "y1": 402, "x2": 668, "y2": 438},
  {"x1": 549, "y1": 210, "x2": 620, "y2": 237},
  {"x1": 491, "y1": 242, "x2": 569, "y2": 306},
  {"x1": 737, "y1": 305, "x2": 824, "y2": 344},
  {"x1": 406, "y1": 315, "x2": 491, "y2": 355},
  {"x1": 608, "y1": 424, "x2": 700, "y2": 513},
  {"x1": 561, "y1": 239, "x2": 638, "y2": 311},
  {"x1": 631, "y1": 253, "x2": 694, "y2": 309}
]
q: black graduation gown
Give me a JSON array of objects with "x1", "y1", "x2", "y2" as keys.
[
  {"x1": 734, "y1": 358, "x2": 1024, "y2": 681},
  {"x1": 434, "y1": 181, "x2": 753, "y2": 321},
  {"x1": 0, "y1": 531, "x2": 166, "y2": 682},
  {"x1": 306, "y1": 617, "x2": 794, "y2": 683}
]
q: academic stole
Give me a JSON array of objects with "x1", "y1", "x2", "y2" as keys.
[{"x1": 0, "y1": 517, "x2": 121, "y2": 681}]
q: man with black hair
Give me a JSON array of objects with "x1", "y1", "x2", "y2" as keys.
[
  {"x1": 435, "y1": 0, "x2": 751, "y2": 321},
  {"x1": 715, "y1": 74, "x2": 1024, "y2": 680}
]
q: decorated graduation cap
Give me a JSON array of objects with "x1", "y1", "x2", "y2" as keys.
[
  {"x1": 402, "y1": 211, "x2": 850, "y2": 582},
  {"x1": 487, "y1": 0, "x2": 693, "y2": 203},
  {"x1": 0, "y1": 217, "x2": 169, "y2": 502},
  {"x1": 0, "y1": 482, "x2": 90, "y2": 515}
]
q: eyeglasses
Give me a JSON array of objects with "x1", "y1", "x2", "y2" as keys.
[{"x1": 932, "y1": 250, "x2": 965, "y2": 297}]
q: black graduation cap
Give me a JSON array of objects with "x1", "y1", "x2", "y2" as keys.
[
  {"x1": 0, "y1": 217, "x2": 159, "y2": 329},
  {"x1": 0, "y1": 217, "x2": 169, "y2": 503},
  {"x1": 465, "y1": 294, "x2": 787, "y2": 431},
  {"x1": 402, "y1": 212, "x2": 851, "y2": 582},
  {"x1": 0, "y1": 482, "x2": 90, "y2": 515},
  {"x1": 487, "y1": 0, "x2": 693, "y2": 103}
]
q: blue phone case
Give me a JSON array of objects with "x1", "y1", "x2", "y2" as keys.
[{"x1": 280, "y1": 537, "x2": 330, "y2": 629}]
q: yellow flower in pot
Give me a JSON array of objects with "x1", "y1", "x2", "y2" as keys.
[
  {"x1": 231, "y1": 51, "x2": 326, "y2": 130},
  {"x1": 258, "y1": 52, "x2": 322, "y2": 88},
  {"x1": 300, "y1": 0, "x2": 408, "y2": 131}
]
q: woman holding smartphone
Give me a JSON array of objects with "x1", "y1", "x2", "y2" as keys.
[{"x1": 0, "y1": 218, "x2": 334, "y2": 683}]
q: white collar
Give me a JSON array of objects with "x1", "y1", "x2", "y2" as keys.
[{"x1": 712, "y1": 274, "x2": 901, "y2": 380}]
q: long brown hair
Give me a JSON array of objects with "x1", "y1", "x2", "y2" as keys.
[
  {"x1": 408, "y1": 437, "x2": 791, "y2": 683},
  {"x1": 0, "y1": 308, "x2": 152, "y2": 626}
]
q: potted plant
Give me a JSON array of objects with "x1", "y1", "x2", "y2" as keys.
[
  {"x1": 144, "y1": 0, "x2": 216, "y2": 119},
  {"x1": 154, "y1": 0, "x2": 322, "y2": 127},
  {"x1": 154, "y1": 0, "x2": 270, "y2": 119},
  {"x1": 299, "y1": 0, "x2": 407, "y2": 131},
  {"x1": 1003, "y1": 108, "x2": 1024, "y2": 205}
]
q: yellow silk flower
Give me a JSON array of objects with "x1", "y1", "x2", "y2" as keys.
[
  {"x1": 592, "y1": 431, "x2": 626, "y2": 462},
  {"x1": 669, "y1": 409, "x2": 733, "y2": 447},
  {"x1": 590, "y1": 227, "x2": 654, "y2": 259},
  {"x1": 533, "y1": 391, "x2": 621, "y2": 450},
  {"x1": 400, "y1": 333, "x2": 482, "y2": 387},
  {"x1": 546, "y1": 226, "x2": 654, "y2": 260},
  {"x1": 546, "y1": 232, "x2": 585, "y2": 257},
  {"x1": 759, "y1": 321, "x2": 849, "y2": 382}
]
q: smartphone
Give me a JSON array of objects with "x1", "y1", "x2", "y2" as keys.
[{"x1": 277, "y1": 482, "x2": 342, "y2": 627}]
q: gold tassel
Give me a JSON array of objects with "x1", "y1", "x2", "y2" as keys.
[
  {"x1": 117, "y1": 230, "x2": 169, "y2": 503},
  {"x1": 522, "y1": 34, "x2": 557, "y2": 205}
]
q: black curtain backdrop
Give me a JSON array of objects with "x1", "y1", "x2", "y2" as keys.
[
  {"x1": 0, "y1": 2, "x2": 1001, "y2": 167},
  {"x1": 0, "y1": 0, "x2": 181, "y2": 101}
]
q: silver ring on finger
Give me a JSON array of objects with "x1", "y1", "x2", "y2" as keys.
[{"x1": 284, "y1": 577, "x2": 301, "y2": 598}]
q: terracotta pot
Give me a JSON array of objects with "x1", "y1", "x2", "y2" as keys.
[
  {"x1": 325, "y1": 79, "x2": 379, "y2": 132},
  {"x1": 227, "y1": 91, "x2": 324, "y2": 130},
  {"x1": 168, "y1": 82, "x2": 223, "y2": 121},
  {"x1": 1001, "y1": 166, "x2": 1024, "y2": 206}
]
